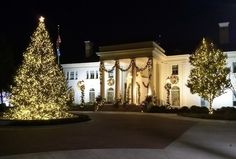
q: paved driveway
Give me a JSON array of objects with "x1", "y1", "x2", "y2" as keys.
[{"x1": 0, "y1": 112, "x2": 195, "y2": 156}]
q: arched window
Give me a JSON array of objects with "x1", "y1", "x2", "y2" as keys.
[
  {"x1": 67, "y1": 88, "x2": 75, "y2": 103},
  {"x1": 89, "y1": 88, "x2": 95, "y2": 103},
  {"x1": 171, "y1": 86, "x2": 180, "y2": 106},
  {"x1": 107, "y1": 87, "x2": 114, "y2": 103}
]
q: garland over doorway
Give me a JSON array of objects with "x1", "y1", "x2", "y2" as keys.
[{"x1": 99, "y1": 57, "x2": 153, "y2": 104}]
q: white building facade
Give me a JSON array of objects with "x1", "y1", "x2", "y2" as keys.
[{"x1": 62, "y1": 41, "x2": 236, "y2": 109}]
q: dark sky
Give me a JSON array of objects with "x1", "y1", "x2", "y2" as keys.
[{"x1": 0, "y1": 0, "x2": 236, "y2": 64}]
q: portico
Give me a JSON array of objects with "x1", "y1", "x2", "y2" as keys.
[{"x1": 96, "y1": 41, "x2": 165, "y2": 104}]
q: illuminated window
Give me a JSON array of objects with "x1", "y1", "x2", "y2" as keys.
[
  {"x1": 233, "y1": 62, "x2": 236, "y2": 73},
  {"x1": 96, "y1": 70, "x2": 99, "y2": 79},
  {"x1": 108, "y1": 70, "x2": 114, "y2": 78},
  {"x1": 75, "y1": 71, "x2": 78, "y2": 80},
  {"x1": 172, "y1": 65, "x2": 178, "y2": 75},
  {"x1": 89, "y1": 88, "x2": 95, "y2": 103},
  {"x1": 70, "y1": 71, "x2": 74, "y2": 80},
  {"x1": 90, "y1": 71, "x2": 95, "y2": 79},
  {"x1": 171, "y1": 86, "x2": 180, "y2": 106},
  {"x1": 107, "y1": 87, "x2": 114, "y2": 102}
]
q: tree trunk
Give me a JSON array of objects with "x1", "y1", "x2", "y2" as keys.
[{"x1": 209, "y1": 99, "x2": 213, "y2": 114}]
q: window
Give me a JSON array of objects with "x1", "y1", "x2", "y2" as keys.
[
  {"x1": 96, "y1": 70, "x2": 99, "y2": 79},
  {"x1": 89, "y1": 88, "x2": 95, "y2": 103},
  {"x1": 201, "y1": 98, "x2": 208, "y2": 107},
  {"x1": 171, "y1": 86, "x2": 180, "y2": 106},
  {"x1": 70, "y1": 71, "x2": 74, "y2": 80},
  {"x1": 86, "y1": 71, "x2": 89, "y2": 79},
  {"x1": 75, "y1": 71, "x2": 78, "y2": 80},
  {"x1": 107, "y1": 87, "x2": 114, "y2": 102},
  {"x1": 233, "y1": 91, "x2": 236, "y2": 106},
  {"x1": 66, "y1": 72, "x2": 69, "y2": 80},
  {"x1": 86, "y1": 70, "x2": 98, "y2": 79},
  {"x1": 90, "y1": 71, "x2": 95, "y2": 79},
  {"x1": 172, "y1": 65, "x2": 178, "y2": 75},
  {"x1": 233, "y1": 62, "x2": 236, "y2": 73},
  {"x1": 68, "y1": 88, "x2": 75, "y2": 102},
  {"x1": 108, "y1": 70, "x2": 114, "y2": 78}
]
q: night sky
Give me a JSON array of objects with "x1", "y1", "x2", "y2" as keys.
[{"x1": 0, "y1": 0, "x2": 236, "y2": 64}]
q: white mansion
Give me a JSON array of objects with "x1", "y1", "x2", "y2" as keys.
[
  {"x1": 62, "y1": 44, "x2": 236, "y2": 109},
  {"x1": 62, "y1": 23, "x2": 236, "y2": 109}
]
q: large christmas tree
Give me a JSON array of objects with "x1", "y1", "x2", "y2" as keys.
[
  {"x1": 4, "y1": 17, "x2": 73, "y2": 120},
  {"x1": 187, "y1": 38, "x2": 231, "y2": 114}
]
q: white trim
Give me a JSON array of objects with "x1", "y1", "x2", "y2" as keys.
[
  {"x1": 225, "y1": 51, "x2": 236, "y2": 58},
  {"x1": 62, "y1": 62, "x2": 100, "y2": 68}
]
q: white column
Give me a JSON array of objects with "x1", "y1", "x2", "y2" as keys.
[
  {"x1": 148, "y1": 57, "x2": 154, "y2": 96},
  {"x1": 99, "y1": 61, "x2": 105, "y2": 98},
  {"x1": 131, "y1": 59, "x2": 136, "y2": 104},
  {"x1": 115, "y1": 61, "x2": 120, "y2": 100}
]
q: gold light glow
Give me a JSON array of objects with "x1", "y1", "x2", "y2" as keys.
[
  {"x1": 3, "y1": 17, "x2": 73, "y2": 120},
  {"x1": 187, "y1": 38, "x2": 231, "y2": 114},
  {"x1": 39, "y1": 16, "x2": 45, "y2": 22},
  {"x1": 148, "y1": 87, "x2": 152, "y2": 96}
]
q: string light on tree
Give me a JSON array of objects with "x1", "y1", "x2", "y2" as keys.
[
  {"x1": 3, "y1": 16, "x2": 73, "y2": 120},
  {"x1": 187, "y1": 38, "x2": 231, "y2": 114}
]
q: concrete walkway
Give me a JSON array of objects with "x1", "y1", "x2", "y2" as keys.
[{"x1": 1, "y1": 112, "x2": 236, "y2": 159}]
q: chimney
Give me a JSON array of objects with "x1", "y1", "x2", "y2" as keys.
[
  {"x1": 218, "y1": 22, "x2": 230, "y2": 44},
  {"x1": 84, "y1": 41, "x2": 93, "y2": 58}
]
